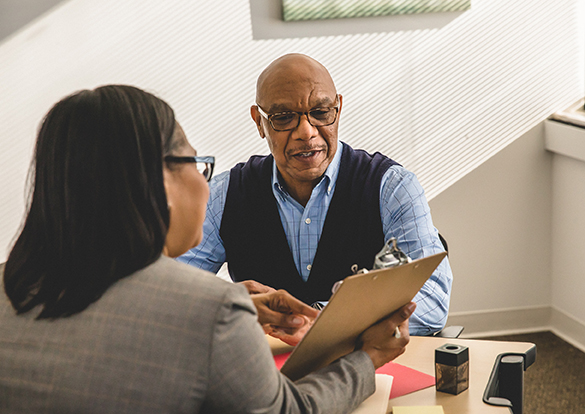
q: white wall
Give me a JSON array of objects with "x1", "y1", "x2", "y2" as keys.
[
  {"x1": 1, "y1": 0, "x2": 582, "y2": 262},
  {"x1": 429, "y1": 123, "x2": 554, "y2": 335},
  {"x1": 546, "y1": 120, "x2": 585, "y2": 350},
  {"x1": 0, "y1": 0, "x2": 66, "y2": 41},
  {"x1": 425, "y1": 120, "x2": 585, "y2": 350}
]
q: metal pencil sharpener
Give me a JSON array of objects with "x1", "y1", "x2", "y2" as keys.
[{"x1": 435, "y1": 343, "x2": 469, "y2": 395}]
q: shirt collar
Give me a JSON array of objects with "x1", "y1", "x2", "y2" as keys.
[{"x1": 272, "y1": 141, "x2": 344, "y2": 196}]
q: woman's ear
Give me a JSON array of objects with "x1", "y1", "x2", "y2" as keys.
[
  {"x1": 163, "y1": 168, "x2": 175, "y2": 210},
  {"x1": 162, "y1": 169, "x2": 176, "y2": 257}
]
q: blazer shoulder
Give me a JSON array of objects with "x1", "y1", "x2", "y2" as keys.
[{"x1": 133, "y1": 256, "x2": 252, "y2": 309}]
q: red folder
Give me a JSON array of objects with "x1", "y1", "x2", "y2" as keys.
[{"x1": 274, "y1": 352, "x2": 435, "y2": 399}]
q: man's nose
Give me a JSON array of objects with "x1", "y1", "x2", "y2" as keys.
[{"x1": 293, "y1": 113, "x2": 318, "y2": 139}]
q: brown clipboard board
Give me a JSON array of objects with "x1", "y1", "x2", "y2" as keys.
[{"x1": 280, "y1": 251, "x2": 448, "y2": 381}]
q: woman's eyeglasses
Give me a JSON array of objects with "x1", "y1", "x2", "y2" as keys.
[{"x1": 164, "y1": 156, "x2": 215, "y2": 181}]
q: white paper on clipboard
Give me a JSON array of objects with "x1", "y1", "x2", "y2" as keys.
[{"x1": 280, "y1": 252, "x2": 447, "y2": 381}]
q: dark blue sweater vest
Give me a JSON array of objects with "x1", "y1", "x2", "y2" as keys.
[{"x1": 219, "y1": 143, "x2": 398, "y2": 304}]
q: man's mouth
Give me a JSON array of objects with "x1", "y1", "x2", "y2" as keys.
[
  {"x1": 291, "y1": 148, "x2": 324, "y2": 160},
  {"x1": 295, "y1": 151, "x2": 317, "y2": 158}
]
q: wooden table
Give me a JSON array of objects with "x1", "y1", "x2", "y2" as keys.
[
  {"x1": 269, "y1": 335, "x2": 535, "y2": 414},
  {"x1": 389, "y1": 336, "x2": 535, "y2": 413}
]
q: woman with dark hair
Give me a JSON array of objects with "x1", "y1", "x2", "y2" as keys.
[{"x1": 0, "y1": 85, "x2": 414, "y2": 413}]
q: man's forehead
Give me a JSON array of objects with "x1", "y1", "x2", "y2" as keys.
[
  {"x1": 259, "y1": 75, "x2": 336, "y2": 110},
  {"x1": 256, "y1": 54, "x2": 336, "y2": 106},
  {"x1": 265, "y1": 93, "x2": 336, "y2": 112}
]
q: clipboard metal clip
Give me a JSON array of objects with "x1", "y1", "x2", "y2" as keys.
[
  {"x1": 350, "y1": 238, "x2": 411, "y2": 275},
  {"x1": 373, "y1": 237, "x2": 412, "y2": 269},
  {"x1": 348, "y1": 238, "x2": 411, "y2": 280},
  {"x1": 350, "y1": 264, "x2": 369, "y2": 275}
]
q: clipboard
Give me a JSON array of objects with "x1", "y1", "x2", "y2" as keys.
[{"x1": 280, "y1": 251, "x2": 447, "y2": 381}]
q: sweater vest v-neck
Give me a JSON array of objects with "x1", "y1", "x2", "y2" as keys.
[{"x1": 219, "y1": 143, "x2": 399, "y2": 304}]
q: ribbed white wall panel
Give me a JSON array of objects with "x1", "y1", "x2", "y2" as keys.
[{"x1": 0, "y1": 0, "x2": 583, "y2": 260}]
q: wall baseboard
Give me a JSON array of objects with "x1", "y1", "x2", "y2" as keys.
[
  {"x1": 550, "y1": 307, "x2": 585, "y2": 353},
  {"x1": 445, "y1": 305, "x2": 585, "y2": 352},
  {"x1": 446, "y1": 306, "x2": 551, "y2": 338}
]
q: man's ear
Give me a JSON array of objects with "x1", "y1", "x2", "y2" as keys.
[
  {"x1": 337, "y1": 94, "x2": 343, "y2": 116},
  {"x1": 250, "y1": 105, "x2": 265, "y2": 138}
]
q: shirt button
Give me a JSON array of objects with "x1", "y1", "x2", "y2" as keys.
[
  {"x1": 307, "y1": 264, "x2": 312, "y2": 271},
  {"x1": 305, "y1": 218, "x2": 311, "y2": 224}
]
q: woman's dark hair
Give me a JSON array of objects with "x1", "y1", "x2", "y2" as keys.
[{"x1": 3, "y1": 85, "x2": 177, "y2": 318}]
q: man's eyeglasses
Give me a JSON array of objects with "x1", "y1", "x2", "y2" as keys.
[
  {"x1": 164, "y1": 155, "x2": 215, "y2": 181},
  {"x1": 256, "y1": 95, "x2": 340, "y2": 132}
]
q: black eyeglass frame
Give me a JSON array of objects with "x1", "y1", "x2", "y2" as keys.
[
  {"x1": 164, "y1": 155, "x2": 215, "y2": 181},
  {"x1": 255, "y1": 94, "x2": 340, "y2": 132}
]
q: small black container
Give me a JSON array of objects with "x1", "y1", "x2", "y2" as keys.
[{"x1": 435, "y1": 343, "x2": 469, "y2": 395}]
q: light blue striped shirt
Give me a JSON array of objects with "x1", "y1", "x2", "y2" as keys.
[{"x1": 178, "y1": 142, "x2": 453, "y2": 335}]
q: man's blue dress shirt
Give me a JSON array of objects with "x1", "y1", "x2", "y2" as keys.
[{"x1": 178, "y1": 142, "x2": 453, "y2": 335}]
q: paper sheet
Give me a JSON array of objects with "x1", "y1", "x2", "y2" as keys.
[{"x1": 351, "y1": 374, "x2": 393, "y2": 414}]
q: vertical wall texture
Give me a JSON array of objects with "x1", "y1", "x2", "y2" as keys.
[
  {"x1": 551, "y1": 154, "x2": 585, "y2": 336},
  {"x1": 0, "y1": 0, "x2": 583, "y2": 261},
  {"x1": 429, "y1": 124, "x2": 552, "y2": 312},
  {"x1": 548, "y1": 122, "x2": 585, "y2": 349}
]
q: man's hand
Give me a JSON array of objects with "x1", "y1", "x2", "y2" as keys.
[
  {"x1": 265, "y1": 315, "x2": 315, "y2": 346},
  {"x1": 357, "y1": 302, "x2": 416, "y2": 369},
  {"x1": 251, "y1": 290, "x2": 319, "y2": 346},
  {"x1": 239, "y1": 280, "x2": 276, "y2": 294}
]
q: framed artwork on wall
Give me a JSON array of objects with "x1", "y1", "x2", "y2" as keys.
[{"x1": 282, "y1": 0, "x2": 470, "y2": 21}]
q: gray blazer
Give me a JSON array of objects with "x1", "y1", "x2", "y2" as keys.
[{"x1": 0, "y1": 257, "x2": 374, "y2": 413}]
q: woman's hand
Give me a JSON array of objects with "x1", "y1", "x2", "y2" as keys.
[{"x1": 357, "y1": 302, "x2": 416, "y2": 369}]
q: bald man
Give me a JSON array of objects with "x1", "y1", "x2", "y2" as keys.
[{"x1": 179, "y1": 54, "x2": 453, "y2": 343}]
